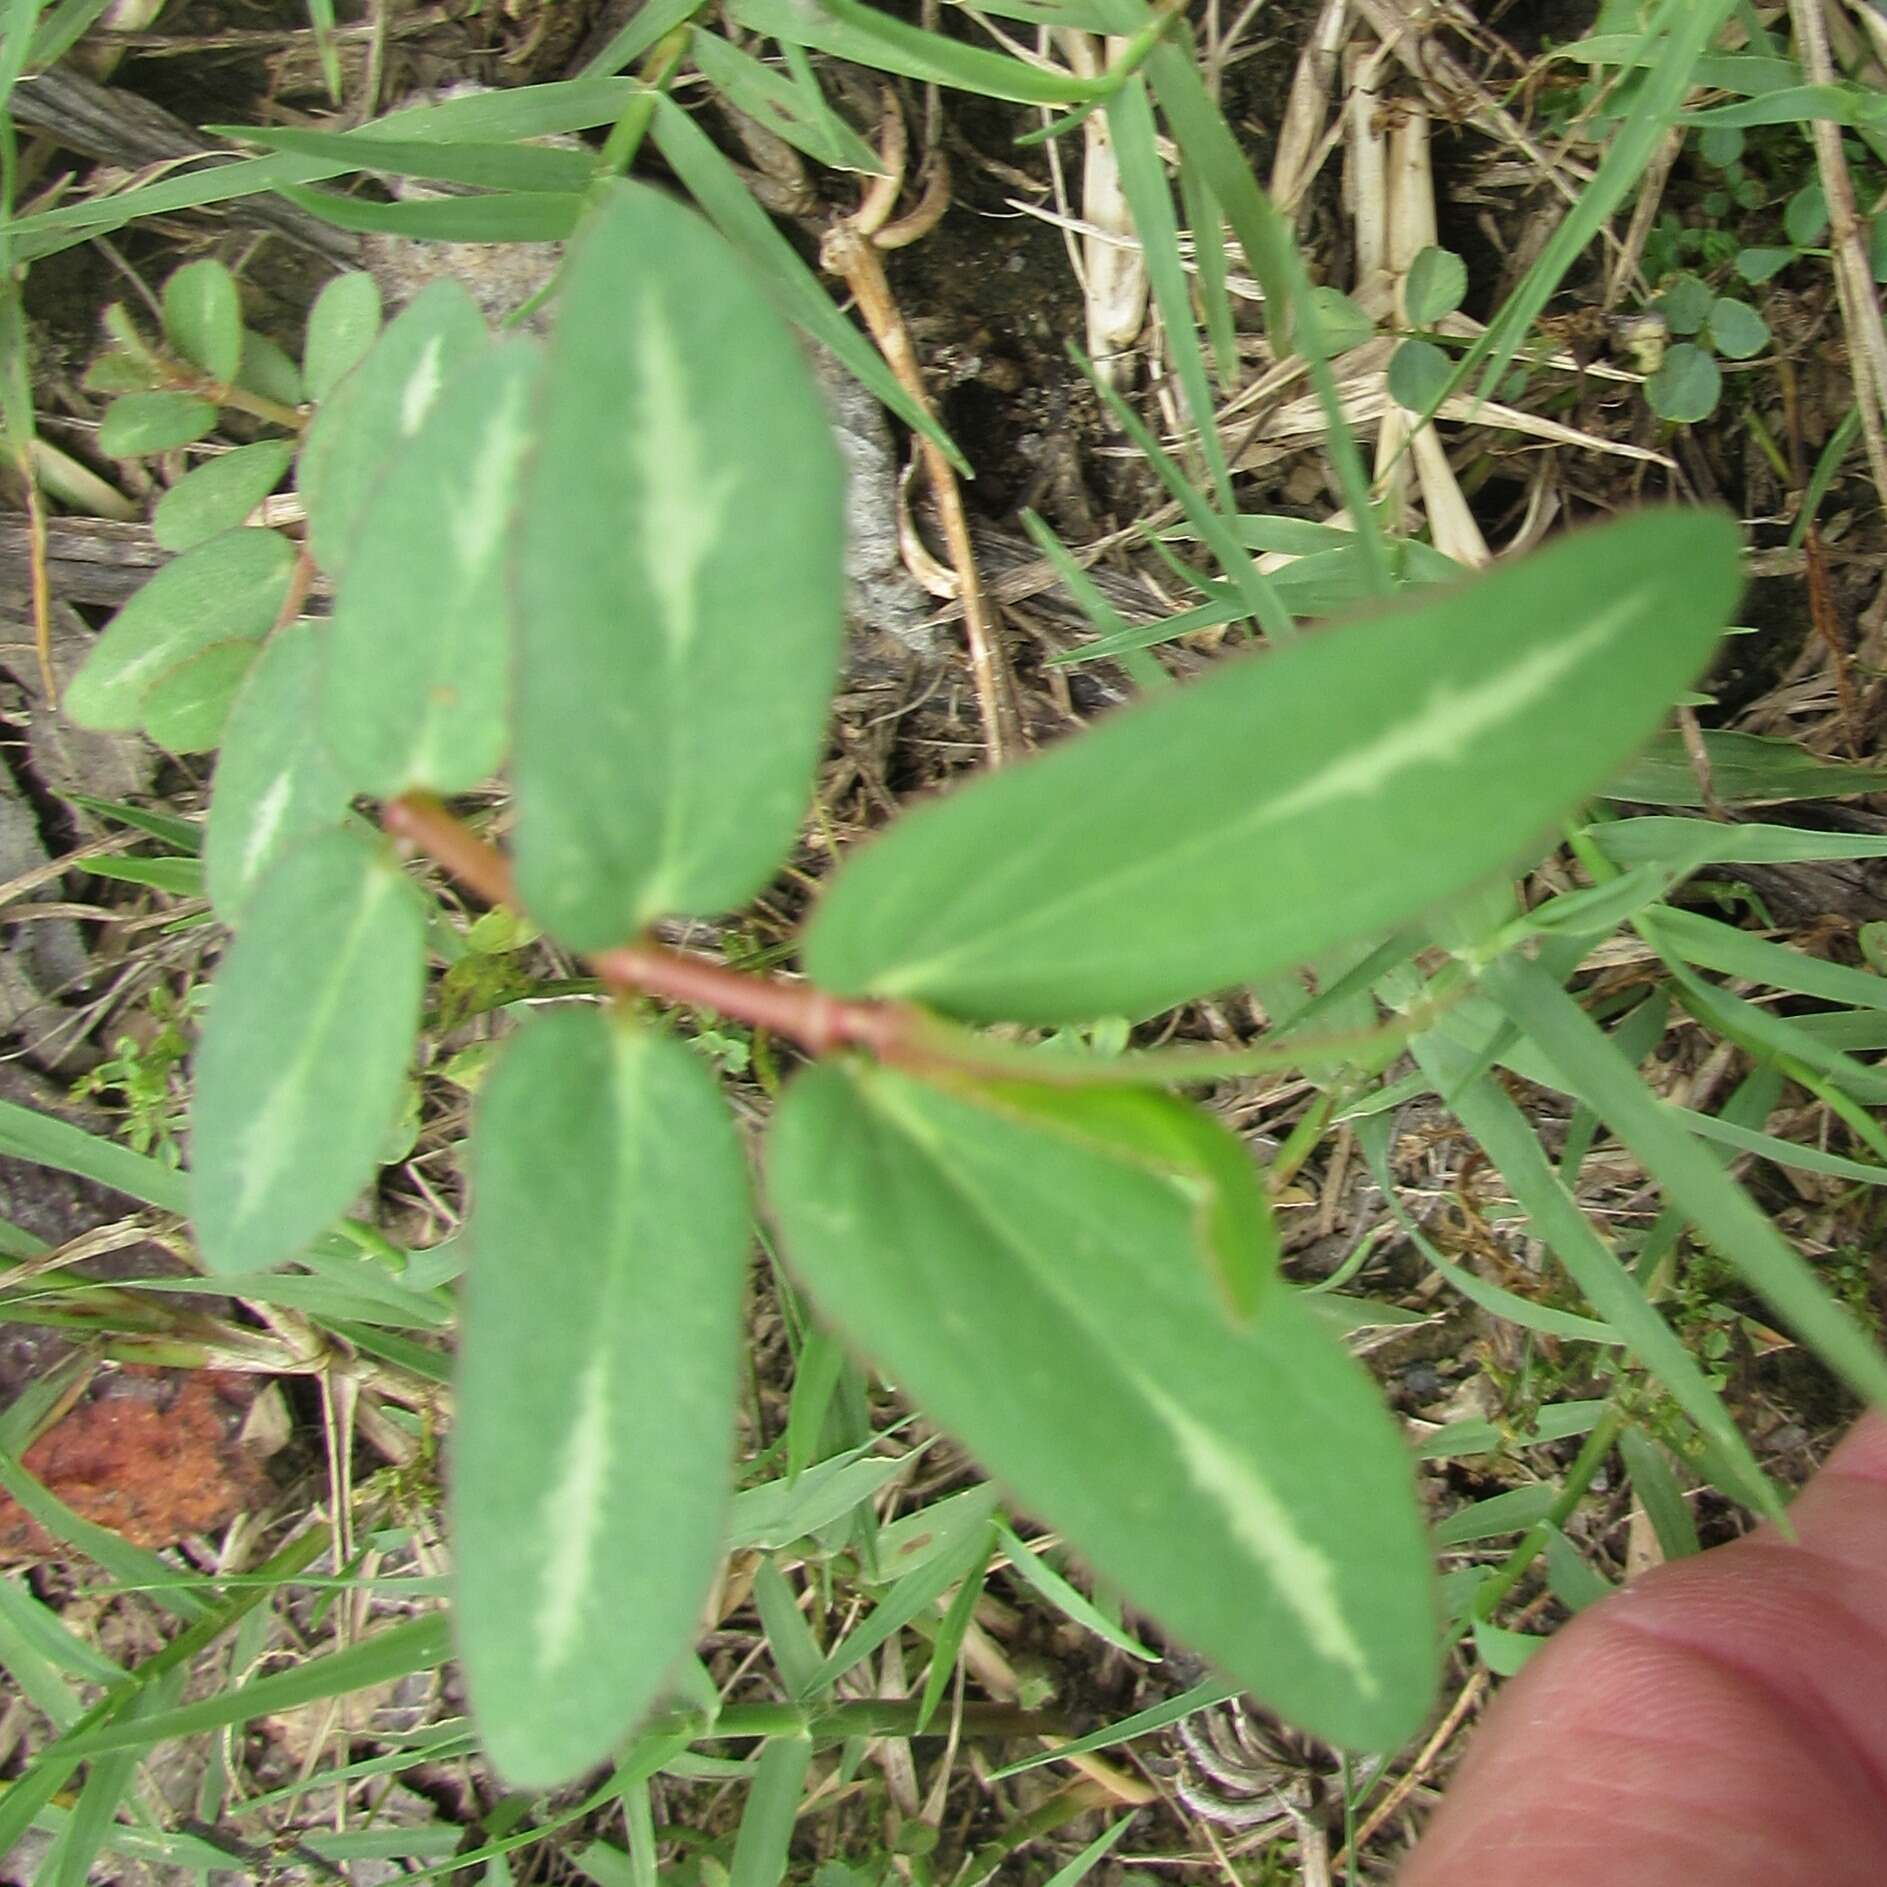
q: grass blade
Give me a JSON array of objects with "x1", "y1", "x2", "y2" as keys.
[{"x1": 1479, "y1": 952, "x2": 1887, "y2": 1415}]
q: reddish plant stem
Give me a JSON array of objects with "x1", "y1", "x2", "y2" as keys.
[
  {"x1": 383, "y1": 794, "x2": 516, "y2": 907},
  {"x1": 383, "y1": 794, "x2": 921, "y2": 1062}
]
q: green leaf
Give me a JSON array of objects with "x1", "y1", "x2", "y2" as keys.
[
  {"x1": 324, "y1": 340, "x2": 537, "y2": 796},
  {"x1": 1601, "y1": 729, "x2": 1880, "y2": 803},
  {"x1": 728, "y1": 1735, "x2": 814, "y2": 1887},
  {"x1": 645, "y1": 96, "x2": 963, "y2": 472},
  {"x1": 767, "y1": 1063, "x2": 1439, "y2": 1752},
  {"x1": 1785, "y1": 178, "x2": 1830, "y2": 245},
  {"x1": 1645, "y1": 342, "x2": 1720, "y2": 422},
  {"x1": 1737, "y1": 246, "x2": 1794, "y2": 284},
  {"x1": 160, "y1": 259, "x2": 243, "y2": 383},
  {"x1": 1588, "y1": 814, "x2": 1887, "y2": 873},
  {"x1": 1388, "y1": 338, "x2": 1453, "y2": 412},
  {"x1": 0, "y1": 1097, "x2": 187, "y2": 1213},
  {"x1": 1307, "y1": 285, "x2": 1374, "y2": 354},
  {"x1": 923, "y1": 1072, "x2": 1279, "y2": 1320},
  {"x1": 97, "y1": 391, "x2": 218, "y2": 456},
  {"x1": 806, "y1": 509, "x2": 1742, "y2": 1024},
  {"x1": 153, "y1": 440, "x2": 295, "y2": 552},
  {"x1": 1676, "y1": 80, "x2": 1879, "y2": 124},
  {"x1": 279, "y1": 182, "x2": 585, "y2": 243},
  {"x1": 1405, "y1": 1030, "x2": 1780, "y2": 1519},
  {"x1": 1404, "y1": 246, "x2": 1467, "y2": 324},
  {"x1": 1618, "y1": 1425, "x2": 1699, "y2": 1558},
  {"x1": 77, "y1": 854, "x2": 202, "y2": 895},
  {"x1": 6, "y1": 80, "x2": 636, "y2": 262},
  {"x1": 62, "y1": 794, "x2": 202, "y2": 853},
  {"x1": 82, "y1": 350, "x2": 161, "y2": 395},
  {"x1": 64, "y1": 529, "x2": 295, "y2": 730},
  {"x1": 205, "y1": 625, "x2": 355, "y2": 921},
  {"x1": 512, "y1": 182, "x2": 843, "y2": 946},
  {"x1": 1655, "y1": 272, "x2": 1711, "y2": 335},
  {"x1": 1706, "y1": 295, "x2": 1770, "y2": 360},
  {"x1": 234, "y1": 326, "x2": 304, "y2": 407},
  {"x1": 296, "y1": 279, "x2": 488, "y2": 577},
  {"x1": 731, "y1": 0, "x2": 1104, "y2": 104},
  {"x1": 1107, "y1": 75, "x2": 1233, "y2": 510},
  {"x1": 190, "y1": 828, "x2": 426, "y2": 1273},
  {"x1": 302, "y1": 270, "x2": 383, "y2": 403},
  {"x1": 1043, "y1": 1816, "x2": 1137, "y2": 1886},
  {"x1": 52, "y1": 1615, "x2": 452, "y2": 1759},
  {"x1": 141, "y1": 639, "x2": 261, "y2": 752},
  {"x1": 235, "y1": 124, "x2": 595, "y2": 196},
  {"x1": 1480, "y1": 953, "x2": 1887, "y2": 1415},
  {"x1": 688, "y1": 29, "x2": 887, "y2": 174},
  {"x1": 455, "y1": 1008, "x2": 749, "y2": 1788},
  {"x1": 1447, "y1": 0, "x2": 1739, "y2": 408}
]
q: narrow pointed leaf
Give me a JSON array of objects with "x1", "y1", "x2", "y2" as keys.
[
  {"x1": 324, "y1": 340, "x2": 537, "y2": 795},
  {"x1": 1601, "y1": 728, "x2": 1881, "y2": 804},
  {"x1": 1482, "y1": 952, "x2": 1887, "y2": 1414},
  {"x1": 767, "y1": 1063, "x2": 1438, "y2": 1752},
  {"x1": 512, "y1": 181, "x2": 843, "y2": 947},
  {"x1": 64, "y1": 529, "x2": 295, "y2": 730},
  {"x1": 239, "y1": 125, "x2": 595, "y2": 195},
  {"x1": 804, "y1": 510, "x2": 1742, "y2": 1024},
  {"x1": 190, "y1": 828, "x2": 426, "y2": 1272},
  {"x1": 296, "y1": 279, "x2": 488, "y2": 577},
  {"x1": 205, "y1": 625, "x2": 355, "y2": 921},
  {"x1": 455, "y1": 1008, "x2": 750, "y2": 1789}
]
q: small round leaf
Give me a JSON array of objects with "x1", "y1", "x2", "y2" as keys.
[
  {"x1": 83, "y1": 351, "x2": 163, "y2": 396},
  {"x1": 1646, "y1": 342, "x2": 1721, "y2": 424},
  {"x1": 1654, "y1": 272, "x2": 1711, "y2": 335},
  {"x1": 1706, "y1": 296, "x2": 1770, "y2": 361},
  {"x1": 1785, "y1": 180, "x2": 1828, "y2": 247},
  {"x1": 1736, "y1": 247, "x2": 1794, "y2": 285},
  {"x1": 98, "y1": 392, "x2": 218, "y2": 457},
  {"x1": 162, "y1": 259, "x2": 243, "y2": 383},
  {"x1": 1387, "y1": 337, "x2": 1453, "y2": 413},
  {"x1": 1403, "y1": 246, "x2": 1467, "y2": 325},
  {"x1": 1306, "y1": 286, "x2": 1374, "y2": 354}
]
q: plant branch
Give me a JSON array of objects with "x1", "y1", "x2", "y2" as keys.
[{"x1": 383, "y1": 794, "x2": 920, "y2": 1060}]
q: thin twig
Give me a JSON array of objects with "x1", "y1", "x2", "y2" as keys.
[
  {"x1": 1789, "y1": 0, "x2": 1887, "y2": 507},
  {"x1": 821, "y1": 217, "x2": 1026, "y2": 763},
  {"x1": 1330, "y1": 1668, "x2": 1489, "y2": 1869}
]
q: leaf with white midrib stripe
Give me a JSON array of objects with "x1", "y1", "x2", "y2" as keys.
[
  {"x1": 804, "y1": 509, "x2": 1744, "y2": 1025},
  {"x1": 205, "y1": 623, "x2": 354, "y2": 922},
  {"x1": 453, "y1": 1008, "x2": 750, "y2": 1788},
  {"x1": 323, "y1": 340, "x2": 538, "y2": 796},
  {"x1": 190, "y1": 827, "x2": 425, "y2": 1273},
  {"x1": 510, "y1": 181, "x2": 844, "y2": 948},
  {"x1": 767, "y1": 1061, "x2": 1439, "y2": 1752}
]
